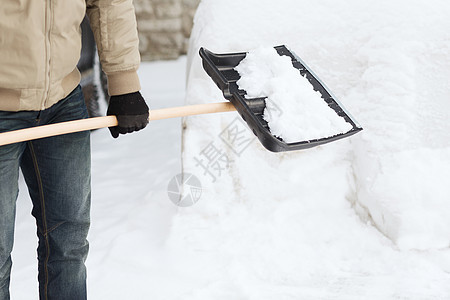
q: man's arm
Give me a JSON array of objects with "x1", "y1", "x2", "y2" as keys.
[
  {"x1": 86, "y1": 0, "x2": 141, "y2": 95},
  {"x1": 86, "y1": 0, "x2": 149, "y2": 137}
]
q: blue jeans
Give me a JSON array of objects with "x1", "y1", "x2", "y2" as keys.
[{"x1": 0, "y1": 86, "x2": 91, "y2": 300}]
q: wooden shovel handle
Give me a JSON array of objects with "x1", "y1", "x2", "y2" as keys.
[{"x1": 0, "y1": 102, "x2": 236, "y2": 146}]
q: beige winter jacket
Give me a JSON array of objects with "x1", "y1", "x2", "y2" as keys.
[{"x1": 0, "y1": 0, "x2": 141, "y2": 111}]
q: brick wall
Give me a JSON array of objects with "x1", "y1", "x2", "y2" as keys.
[{"x1": 134, "y1": 0, "x2": 201, "y2": 61}]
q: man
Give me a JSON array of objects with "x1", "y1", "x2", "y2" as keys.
[{"x1": 0, "y1": 1, "x2": 149, "y2": 299}]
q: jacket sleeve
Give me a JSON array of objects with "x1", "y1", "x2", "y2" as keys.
[{"x1": 86, "y1": 0, "x2": 141, "y2": 96}]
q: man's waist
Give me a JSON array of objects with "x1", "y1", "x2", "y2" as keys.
[{"x1": 0, "y1": 69, "x2": 81, "y2": 112}]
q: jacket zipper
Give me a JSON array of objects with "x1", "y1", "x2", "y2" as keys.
[{"x1": 42, "y1": 0, "x2": 52, "y2": 110}]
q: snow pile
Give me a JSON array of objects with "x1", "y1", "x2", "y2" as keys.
[
  {"x1": 235, "y1": 46, "x2": 352, "y2": 142},
  {"x1": 177, "y1": 0, "x2": 450, "y2": 298},
  {"x1": 344, "y1": 3, "x2": 450, "y2": 249},
  {"x1": 184, "y1": 0, "x2": 450, "y2": 250}
]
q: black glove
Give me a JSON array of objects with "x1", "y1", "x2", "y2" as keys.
[{"x1": 107, "y1": 91, "x2": 149, "y2": 138}]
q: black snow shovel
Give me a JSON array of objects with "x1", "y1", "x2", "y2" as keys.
[
  {"x1": 199, "y1": 46, "x2": 362, "y2": 152},
  {"x1": 0, "y1": 46, "x2": 361, "y2": 151}
]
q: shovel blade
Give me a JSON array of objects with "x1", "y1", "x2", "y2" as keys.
[{"x1": 199, "y1": 46, "x2": 362, "y2": 152}]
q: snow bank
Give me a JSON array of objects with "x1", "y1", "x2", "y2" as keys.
[
  {"x1": 184, "y1": 0, "x2": 450, "y2": 250},
  {"x1": 175, "y1": 0, "x2": 450, "y2": 298},
  {"x1": 344, "y1": 3, "x2": 450, "y2": 249}
]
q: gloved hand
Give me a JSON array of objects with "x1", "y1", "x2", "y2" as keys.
[{"x1": 106, "y1": 91, "x2": 149, "y2": 138}]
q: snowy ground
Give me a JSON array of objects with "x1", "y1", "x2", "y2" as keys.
[{"x1": 9, "y1": 0, "x2": 450, "y2": 299}]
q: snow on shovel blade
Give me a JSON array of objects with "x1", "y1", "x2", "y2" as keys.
[{"x1": 199, "y1": 46, "x2": 363, "y2": 152}]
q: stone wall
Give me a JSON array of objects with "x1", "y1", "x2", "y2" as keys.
[{"x1": 134, "y1": 0, "x2": 201, "y2": 61}]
